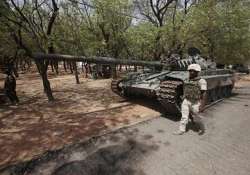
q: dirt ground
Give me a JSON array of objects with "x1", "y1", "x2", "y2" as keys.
[
  {"x1": 0, "y1": 71, "x2": 160, "y2": 170},
  {"x1": 1, "y1": 74, "x2": 250, "y2": 175},
  {"x1": 234, "y1": 73, "x2": 250, "y2": 87}
]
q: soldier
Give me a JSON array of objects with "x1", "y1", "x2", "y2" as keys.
[
  {"x1": 4, "y1": 70, "x2": 19, "y2": 105},
  {"x1": 174, "y1": 64, "x2": 207, "y2": 135}
]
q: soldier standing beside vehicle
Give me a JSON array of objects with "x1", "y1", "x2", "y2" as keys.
[
  {"x1": 4, "y1": 70, "x2": 19, "y2": 105},
  {"x1": 174, "y1": 64, "x2": 207, "y2": 135}
]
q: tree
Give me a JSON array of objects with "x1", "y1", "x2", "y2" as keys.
[
  {"x1": 132, "y1": 1, "x2": 186, "y2": 59},
  {"x1": 126, "y1": 23, "x2": 158, "y2": 60},
  {"x1": 0, "y1": 0, "x2": 60, "y2": 101},
  {"x1": 184, "y1": 0, "x2": 250, "y2": 64},
  {"x1": 135, "y1": 0, "x2": 176, "y2": 27},
  {"x1": 215, "y1": 0, "x2": 250, "y2": 64}
]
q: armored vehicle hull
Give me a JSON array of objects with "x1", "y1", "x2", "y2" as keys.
[
  {"x1": 32, "y1": 53, "x2": 235, "y2": 115},
  {"x1": 91, "y1": 64, "x2": 112, "y2": 79},
  {"x1": 111, "y1": 69, "x2": 234, "y2": 116}
]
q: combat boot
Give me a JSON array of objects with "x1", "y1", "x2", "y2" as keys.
[{"x1": 173, "y1": 130, "x2": 185, "y2": 135}]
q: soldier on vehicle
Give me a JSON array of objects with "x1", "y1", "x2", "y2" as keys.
[
  {"x1": 174, "y1": 64, "x2": 207, "y2": 135},
  {"x1": 4, "y1": 70, "x2": 19, "y2": 105}
]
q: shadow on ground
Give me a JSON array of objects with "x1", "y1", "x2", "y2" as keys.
[
  {"x1": 2, "y1": 127, "x2": 159, "y2": 175},
  {"x1": 128, "y1": 97, "x2": 180, "y2": 122},
  {"x1": 53, "y1": 140, "x2": 152, "y2": 175}
]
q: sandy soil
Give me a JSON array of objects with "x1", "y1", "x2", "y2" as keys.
[
  {"x1": 0, "y1": 71, "x2": 160, "y2": 170},
  {"x1": 0, "y1": 71, "x2": 248, "y2": 171},
  {"x1": 1, "y1": 74, "x2": 250, "y2": 175},
  {"x1": 234, "y1": 74, "x2": 250, "y2": 87}
]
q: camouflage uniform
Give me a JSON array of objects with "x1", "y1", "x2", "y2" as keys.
[
  {"x1": 4, "y1": 73, "x2": 19, "y2": 104},
  {"x1": 179, "y1": 77, "x2": 207, "y2": 132}
]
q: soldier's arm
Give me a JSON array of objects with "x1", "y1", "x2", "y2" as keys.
[
  {"x1": 199, "y1": 90, "x2": 207, "y2": 112},
  {"x1": 199, "y1": 79, "x2": 207, "y2": 112}
]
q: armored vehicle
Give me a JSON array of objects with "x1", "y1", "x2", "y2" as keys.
[
  {"x1": 91, "y1": 64, "x2": 112, "y2": 79},
  {"x1": 33, "y1": 53, "x2": 235, "y2": 115},
  {"x1": 232, "y1": 64, "x2": 249, "y2": 74},
  {"x1": 111, "y1": 55, "x2": 235, "y2": 115}
]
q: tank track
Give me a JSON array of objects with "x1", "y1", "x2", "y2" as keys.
[
  {"x1": 157, "y1": 80, "x2": 183, "y2": 116},
  {"x1": 111, "y1": 78, "x2": 124, "y2": 97},
  {"x1": 206, "y1": 85, "x2": 233, "y2": 103},
  {"x1": 157, "y1": 80, "x2": 233, "y2": 115}
]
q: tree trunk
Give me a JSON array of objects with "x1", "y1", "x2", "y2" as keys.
[
  {"x1": 15, "y1": 58, "x2": 19, "y2": 73},
  {"x1": 73, "y1": 62, "x2": 80, "y2": 84},
  {"x1": 54, "y1": 60, "x2": 59, "y2": 74},
  {"x1": 81, "y1": 62, "x2": 84, "y2": 73},
  {"x1": 36, "y1": 61, "x2": 54, "y2": 101},
  {"x1": 69, "y1": 62, "x2": 73, "y2": 74},
  {"x1": 63, "y1": 61, "x2": 67, "y2": 72},
  {"x1": 88, "y1": 64, "x2": 92, "y2": 74},
  {"x1": 134, "y1": 66, "x2": 137, "y2": 72},
  {"x1": 50, "y1": 61, "x2": 54, "y2": 72},
  {"x1": 84, "y1": 63, "x2": 88, "y2": 78},
  {"x1": 111, "y1": 65, "x2": 117, "y2": 79},
  {"x1": 28, "y1": 59, "x2": 32, "y2": 68},
  {"x1": 41, "y1": 74, "x2": 54, "y2": 101},
  {"x1": 40, "y1": 0, "x2": 59, "y2": 101}
]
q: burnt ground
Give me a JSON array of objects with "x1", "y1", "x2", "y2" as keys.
[{"x1": 0, "y1": 70, "x2": 160, "y2": 170}]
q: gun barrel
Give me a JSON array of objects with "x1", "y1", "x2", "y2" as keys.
[{"x1": 33, "y1": 53, "x2": 163, "y2": 68}]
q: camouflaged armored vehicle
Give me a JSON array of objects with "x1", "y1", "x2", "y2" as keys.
[
  {"x1": 90, "y1": 64, "x2": 112, "y2": 79},
  {"x1": 111, "y1": 55, "x2": 235, "y2": 115},
  {"x1": 33, "y1": 52, "x2": 235, "y2": 115}
]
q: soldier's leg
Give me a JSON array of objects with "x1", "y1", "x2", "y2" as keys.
[
  {"x1": 191, "y1": 102, "x2": 205, "y2": 134},
  {"x1": 13, "y1": 91, "x2": 19, "y2": 103},
  {"x1": 6, "y1": 91, "x2": 15, "y2": 104},
  {"x1": 10, "y1": 91, "x2": 17, "y2": 104},
  {"x1": 179, "y1": 99, "x2": 191, "y2": 132}
]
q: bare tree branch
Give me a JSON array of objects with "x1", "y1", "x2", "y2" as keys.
[{"x1": 135, "y1": 0, "x2": 175, "y2": 27}]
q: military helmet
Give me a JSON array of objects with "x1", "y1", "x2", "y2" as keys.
[{"x1": 188, "y1": 64, "x2": 201, "y2": 72}]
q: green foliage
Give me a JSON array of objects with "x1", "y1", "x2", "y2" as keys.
[
  {"x1": 126, "y1": 23, "x2": 158, "y2": 60},
  {"x1": 215, "y1": 0, "x2": 250, "y2": 64},
  {"x1": 182, "y1": 0, "x2": 250, "y2": 64},
  {"x1": 0, "y1": 0, "x2": 249, "y2": 64},
  {"x1": 92, "y1": 0, "x2": 133, "y2": 57}
]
